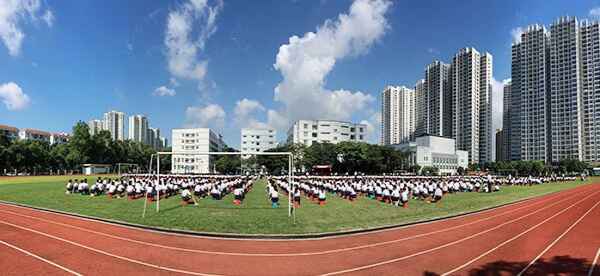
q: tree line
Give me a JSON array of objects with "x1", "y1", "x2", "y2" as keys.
[
  {"x1": 0, "y1": 122, "x2": 169, "y2": 175},
  {"x1": 215, "y1": 142, "x2": 409, "y2": 175}
]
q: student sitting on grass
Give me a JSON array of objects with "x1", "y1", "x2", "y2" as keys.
[
  {"x1": 318, "y1": 189, "x2": 326, "y2": 206},
  {"x1": 400, "y1": 188, "x2": 409, "y2": 208},
  {"x1": 293, "y1": 188, "x2": 301, "y2": 208},
  {"x1": 65, "y1": 180, "x2": 73, "y2": 194},
  {"x1": 181, "y1": 188, "x2": 194, "y2": 205},
  {"x1": 270, "y1": 188, "x2": 279, "y2": 208},
  {"x1": 432, "y1": 187, "x2": 443, "y2": 203},
  {"x1": 233, "y1": 185, "x2": 244, "y2": 205},
  {"x1": 210, "y1": 185, "x2": 221, "y2": 200},
  {"x1": 78, "y1": 179, "x2": 89, "y2": 195}
]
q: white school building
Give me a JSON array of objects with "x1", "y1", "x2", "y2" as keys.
[
  {"x1": 392, "y1": 135, "x2": 468, "y2": 175},
  {"x1": 171, "y1": 128, "x2": 226, "y2": 174}
]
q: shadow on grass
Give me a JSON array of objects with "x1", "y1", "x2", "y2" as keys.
[{"x1": 423, "y1": 255, "x2": 597, "y2": 276}]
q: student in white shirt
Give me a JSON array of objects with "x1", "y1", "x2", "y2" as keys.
[
  {"x1": 318, "y1": 189, "x2": 326, "y2": 206},
  {"x1": 432, "y1": 187, "x2": 443, "y2": 203},
  {"x1": 181, "y1": 189, "x2": 193, "y2": 205},
  {"x1": 270, "y1": 189, "x2": 279, "y2": 208},
  {"x1": 65, "y1": 180, "x2": 73, "y2": 194}
]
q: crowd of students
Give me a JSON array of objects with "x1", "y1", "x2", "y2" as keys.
[
  {"x1": 66, "y1": 173, "x2": 581, "y2": 209},
  {"x1": 269, "y1": 175, "x2": 580, "y2": 208},
  {"x1": 65, "y1": 175, "x2": 256, "y2": 205}
]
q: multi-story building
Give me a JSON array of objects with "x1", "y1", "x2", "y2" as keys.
[
  {"x1": 147, "y1": 127, "x2": 160, "y2": 149},
  {"x1": 580, "y1": 20, "x2": 600, "y2": 162},
  {"x1": 87, "y1": 119, "x2": 104, "y2": 136},
  {"x1": 50, "y1": 133, "x2": 70, "y2": 145},
  {"x1": 513, "y1": 25, "x2": 551, "y2": 162},
  {"x1": 241, "y1": 128, "x2": 277, "y2": 153},
  {"x1": 381, "y1": 86, "x2": 415, "y2": 145},
  {"x1": 479, "y1": 52, "x2": 493, "y2": 164},
  {"x1": 505, "y1": 16, "x2": 600, "y2": 163},
  {"x1": 502, "y1": 82, "x2": 514, "y2": 160},
  {"x1": 160, "y1": 137, "x2": 168, "y2": 149},
  {"x1": 425, "y1": 61, "x2": 451, "y2": 137},
  {"x1": 103, "y1": 110, "x2": 125, "y2": 141},
  {"x1": 414, "y1": 79, "x2": 427, "y2": 137},
  {"x1": 0, "y1": 124, "x2": 19, "y2": 141},
  {"x1": 171, "y1": 128, "x2": 225, "y2": 174},
  {"x1": 18, "y1": 128, "x2": 51, "y2": 143},
  {"x1": 128, "y1": 115, "x2": 148, "y2": 144},
  {"x1": 495, "y1": 129, "x2": 507, "y2": 162},
  {"x1": 287, "y1": 120, "x2": 367, "y2": 146},
  {"x1": 392, "y1": 135, "x2": 468, "y2": 175},
  {"x1": 549, "y1": 17, "x2": 583, "y2": 162},
  {"x1": 451, "y1": 47, "x2": 492, "y2": 164}
]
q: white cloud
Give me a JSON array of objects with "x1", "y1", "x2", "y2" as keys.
[
  {"x1": 271, "y1": 0, "x2": 391, "y2": 132},
  {"x1": 233, "y1": 98, "x2": 273, "y2": 129},
  {"x1": 511, "y1": 27, "x2": 524, "y2": 44},
  {"x1": 0, "y1": 82, "x2": 30, "y2": 110},
  {"x1": 590, "y1": 7, "x2": 600, "y2": 19},
  {"x1": 164, "y1": 0, "x2": 223, "y2": 89},
  {"x1": 0, "y1": 0, "x2": 53, "y2": 57},
  {"x1": 42, "y1": 9, "x2": 54, "y2": 27},
  {"x1": 184, "y1": 103, "x2": 226, "y2": 129},
  {"x1": 153, "y1": 86, "x2": 176, "y2": 96}
]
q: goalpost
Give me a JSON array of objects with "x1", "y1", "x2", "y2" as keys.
[{"x1": 143, "y1": 151, "x2": 295, "y2": 219}]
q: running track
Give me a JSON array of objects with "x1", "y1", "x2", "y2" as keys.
[{"x1": 0, "y1": 183, "x2": 599, "y2": 276}]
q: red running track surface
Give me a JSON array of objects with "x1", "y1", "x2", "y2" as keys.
[{"x1": 0, "y1": 183, "x2": 598, "y2": 276}]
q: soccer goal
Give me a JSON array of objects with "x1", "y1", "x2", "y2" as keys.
[{"x1": 143, "y1": 151, "x2": 295, "y2": 219}]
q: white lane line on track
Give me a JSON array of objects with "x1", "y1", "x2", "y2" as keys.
[
  {"x1": 0, "y1": 221, "x2": 224, "y2": 276},
  {"x1": 517, "y1": 200, "x2": 600, "y2": 275},
  {"x1": 441, "y1": 191, "x2": 600, "y2": 276},
  {"x1": 590, "y1": 248, "x2": 600, "y2": 276},
  {"x1": 320, "y1": 190, "x2": 600, "y2": 276},
  {"x1": 0, "y1": 184, "x2": 574, "y2": 242},
  {"x1": 0, "y1": 240, "x2": 83, "y2": 276},
  {"x1": 0, "y1": 185, "x2": 580, "y2": 258}
]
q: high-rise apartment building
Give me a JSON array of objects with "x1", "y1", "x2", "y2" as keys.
[
  {"x1": 103, "y1": 111, "x2": 125, "y2": 141},
  {"x1": 414, "y1": 79, "x2": 427, "y2": 137},
  {"x1": 580, "y1": 20, "x2": 600, "y2": 162},
  {"x1": 147, "y1": 127, "x2": 160, "y2": 149},
  {"x1": 513, "y1": 25, "x2": 551, "y2": 162},
  {"x1": 425, "y1": 61, "x2": 451, "y2": 137},
  {"x1": 501, "y1": 82, "x2": 512, "y2": 161},
  {"x1": 87, "y1": 119, "x2": 104, "y2": 136},
  {"x1": 381, "y1": 85, "x2": 415, "y2": 145},
  {"x1": 128, "y1": 115, "x2": 149, "y2": 143},
  {"x1": 549, "y1": 17, "x2": 583, "y2": 162},
  {"x1": 451, "y1": 47, "x2": 492, "y2": 164},
  {"x1": 506, "y1": 16, "x2": 600, "y2": 163}
]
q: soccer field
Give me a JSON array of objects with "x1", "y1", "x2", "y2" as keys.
[{"x1": 0, "y1": 175, "x2": 595, "y2": 235}]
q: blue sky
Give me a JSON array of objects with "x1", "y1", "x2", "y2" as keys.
[{"x1": 1, "y1": 0, "x2": 600, "y2": 149}]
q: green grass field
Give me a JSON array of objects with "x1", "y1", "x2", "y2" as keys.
[{"x1": 0, "y1": 175, "x2": 596, "y2": 235}]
